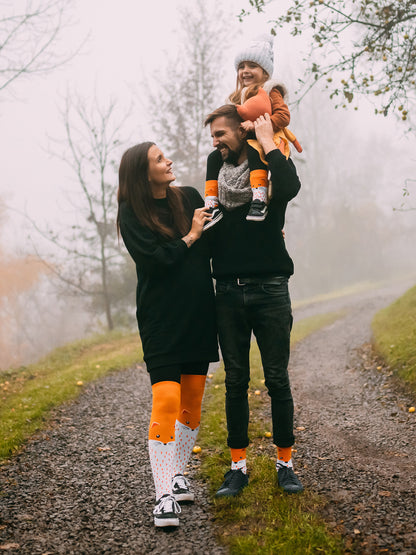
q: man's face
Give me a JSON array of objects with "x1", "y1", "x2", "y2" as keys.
[{"x1": 210, "y1": 116, "x2": 245, "y2": 162}]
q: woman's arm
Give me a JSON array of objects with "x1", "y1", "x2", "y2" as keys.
[{"x1": 119, "y1": 203, "x2": 210, "y2": 273}]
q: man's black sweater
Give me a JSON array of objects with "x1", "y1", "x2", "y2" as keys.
[{"x1": 210, "y1": 149, "x2": 301, "y2": 279}]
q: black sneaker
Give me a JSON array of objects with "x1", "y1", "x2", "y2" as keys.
[
  {"x1": 277, "y1": 465, "x2": 304, "y2": 494},
  {"x1": 246, "y1": 200, "x2": 268, "y2": 221},
  {"x1": 172, "y1": 473, "x2": 194, "y2": 503},
  {"x1": 203, "y1": 206, "x2": 223, "y2": 230},
  {"x1": 215, "y1": 469, "x2": 249, "y2": 498},
  {"x1": 153, "y1": 494, "x2": 181, "y2": 527}
]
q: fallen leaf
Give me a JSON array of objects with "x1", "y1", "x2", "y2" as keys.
[
  {"x1": 379, "y1": 491, "x2": 391, "y2": 497},
  {"x1": 0, "y1": 544, "x2": 20, "y2": 550},
  {"x1": 353, "y1": 529, "x2": 360, "y2": 535}
]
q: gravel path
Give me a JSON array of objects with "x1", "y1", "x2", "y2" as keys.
[
  {"x1": 1, "y1": 279, "x2": 415, "y2": 554},
  {"x1": 290, "y1": 281, "x2": 416, "y2": 554}
]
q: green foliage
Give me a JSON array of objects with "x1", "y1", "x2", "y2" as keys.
[
  {"x1": 0, "y1": 331, "x2": 142, "y2": 461},
  {"x1": 372, "y1": 284, "x2": 416, "y2": 390},
  {"x1": 198, "y1": 311, "x2": 346, "y2": 553},
  {"x1": 244, "y1": 0, "x2": 416, "y2": 118}
]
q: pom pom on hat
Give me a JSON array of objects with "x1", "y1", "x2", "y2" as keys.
[{"x1": 234, "y1": 34, "x2": 274, "y2": 77}]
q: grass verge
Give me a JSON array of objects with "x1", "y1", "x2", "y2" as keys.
[
  {"x1": 372, "y1": 284, "x2": 416, "y2": 391},
  {"x1": 0, "y1": 331, "x2": 142, "y2": 462},
  {"x1": 198, "y1": 310, "x2": 346, "y2": 554}
]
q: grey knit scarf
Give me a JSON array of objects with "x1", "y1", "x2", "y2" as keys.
[{"x1": 218, "y1": 159, "x2": 251, "y2": 210}]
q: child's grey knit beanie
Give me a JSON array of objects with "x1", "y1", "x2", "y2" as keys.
[{"x1": 234, "y1": 34, "x2": 274, "y2": 77}]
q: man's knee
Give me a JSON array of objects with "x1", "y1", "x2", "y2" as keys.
[
  {"x1": 225, "y1": 372, "x2": 249, "y2": 397},
  {"x1": 265, "y1": 375, "x2": 292, "y2": 400}
]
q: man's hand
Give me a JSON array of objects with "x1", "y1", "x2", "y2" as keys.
[{"x1": 254, "y1": 113, "x2": 276, "y2": 156}]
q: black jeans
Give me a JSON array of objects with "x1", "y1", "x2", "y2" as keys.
[{"x1": 215, "y1": 277, "x2": 295, "y2": 449}]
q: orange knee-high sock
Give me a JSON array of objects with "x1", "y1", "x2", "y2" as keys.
[
  {"x1": 172, "y1": 374, "x2": 206, "y2": 476},
  {"x1": 177, "y1": 374, "x2": 206, "y2": 429},
  {"x1": 277, "y1": 446, "x2": 292, "y2": 463},
  {"x1": 249, "y1": 169, "x2": 268, "y2": 190},
  {"x1": 250, "y1": 169, "x2": 268, "y2": 203},
  {"x1": 205, "y1": 180, "x2": 219, "y2": 209},
  {"x1": 149, "y1": 381, "x2": 181, "y2": 443},
  {"x1": 148, "y1": 381, "x2": 181, "y2": 500},
  {"x1": 205, "y1": 180, "x2": 219, "y2": 199}
]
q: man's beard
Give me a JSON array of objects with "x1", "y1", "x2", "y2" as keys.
[{"x1": 220, "y1": 146, "x2": 241, "y2": 166}]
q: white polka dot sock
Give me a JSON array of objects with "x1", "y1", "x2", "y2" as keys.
[
  {"x1": 171, "y1": 420, "x2": 199, "y2": 477},
  {"x1": 252, "y1": 186, "x2": 268, "y2": 203},
  {"x1": 231, "y1": 458, "x2": 247, "y2": 474},
  {"x1": 148, "y1": 439, "x2": 175, "y2": 500},
  {"x1": 205, "y1": 196, "x2": 218, "y2": 209}
]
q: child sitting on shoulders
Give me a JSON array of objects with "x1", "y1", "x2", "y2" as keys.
[{"x1": 204, "y1": 34, "x2": 302, "y2": 229}]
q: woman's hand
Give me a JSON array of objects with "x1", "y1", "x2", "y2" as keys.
[
  {"x1": 254, "y1": 113, "x2": 276, "y2": 155},
  {"x1": 182, "y1": 207, "x2": 212, "y2": 247}
]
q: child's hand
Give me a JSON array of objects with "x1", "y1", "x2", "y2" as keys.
[
  {"x1": 241, "y1": 120, "x2": 255, "y2": 132},
  {"x1": 254, "y1": 113, "x2": 276, "y2": 155}
]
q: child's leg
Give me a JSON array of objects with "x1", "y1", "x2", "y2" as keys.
[
  {"x1": 246, "y1": 144, "x2": 269, "y2": 221},
  {"x1": 203, "y1": 150, "x2": 224, "y2": 230},
  {"x1": 204, "y1": 149, "x2": 223, "y2": 209}
]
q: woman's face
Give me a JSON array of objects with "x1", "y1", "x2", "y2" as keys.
[
  {"x1": 147, "y1": 145, "x2": 175, "y2": 197},
  {"x1": 238, "y1": 61, "x2": 267, "y2": 87}
]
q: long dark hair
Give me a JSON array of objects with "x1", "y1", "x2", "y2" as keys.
[{"x1": 116, "y1": 142, "x2": 190, "y2": 239}]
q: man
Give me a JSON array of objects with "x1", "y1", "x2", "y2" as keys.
[{"x1": 205, "y1": 105, "x2": 303, "y2": 496}]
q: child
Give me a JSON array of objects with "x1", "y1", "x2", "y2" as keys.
[{"x1": 204, "y1": 34, "x2": 302, "y2": 229}]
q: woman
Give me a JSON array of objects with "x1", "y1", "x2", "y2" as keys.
[{"x1": 116, "y1": 142, "x2": 218, "y2": 528}]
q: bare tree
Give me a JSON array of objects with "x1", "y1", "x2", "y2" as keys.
[
  {"x1": 29, "y1": 92, "x2": 133, "y2": 330},
  {"x1": 0, "y1": 0, "x2": 82, "y2": 95},
  {"x1": 242, "y1": 0, "x2": 416, "y2": 119},
  {"x1": 143, "y1": 0, "x2": 233, "y2": 194}
]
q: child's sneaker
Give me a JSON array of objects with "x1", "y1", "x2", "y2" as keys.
[
  {"x1": 153, "y1": 494, "x2": 181, "y2": 527},
  {"x1": 246, "y1": 200, "x2": 268, "y2": 221},
  {"x1": 203, "y1": 206, "x2": 223, "y2": 230},
  {"x1": 172, "y1": 474, "x2": 194, "y2": 502}
]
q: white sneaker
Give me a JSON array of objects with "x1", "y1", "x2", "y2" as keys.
[
  {"x1": 153, "y1": 494, "x2": 181, "y2": 527},
  {"x1": 172, "y1": 473, "x2": 195, "y2": 502}
]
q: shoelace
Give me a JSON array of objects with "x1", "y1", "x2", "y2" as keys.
[
  {"x1": 154, "y1": 495, "x2": 181, "y2": 515},
  {"x1": 173, "y1": 474, "x2": 189, "y2": 490}
]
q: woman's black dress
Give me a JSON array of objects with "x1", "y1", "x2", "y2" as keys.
[{"x1": 119, "y1": 186, "x2": 218, "y2": 370}]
